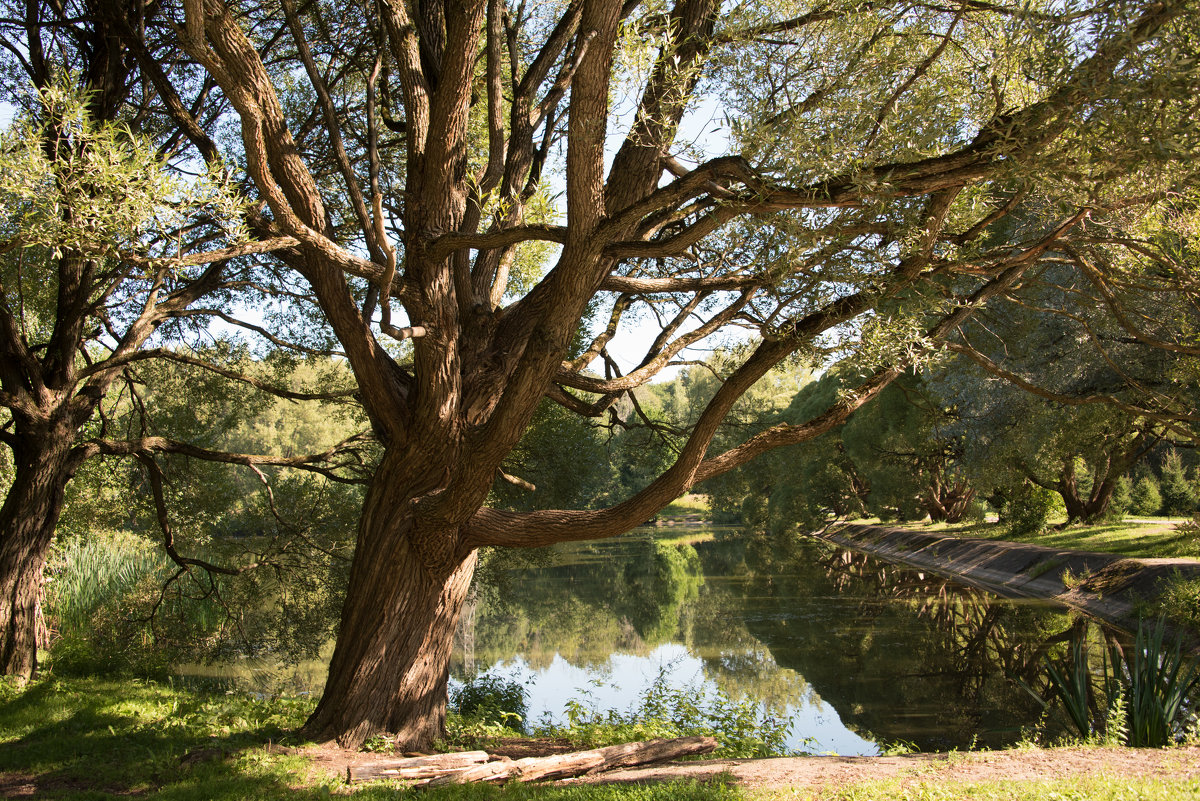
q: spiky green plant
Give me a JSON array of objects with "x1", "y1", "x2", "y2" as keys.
[
  {"x1": 1044, "y1": 638, "x2": 1093, "y2": 738},
  {"x1": 1113, "y1": 618, "x2": 1200, "y2": 747}
]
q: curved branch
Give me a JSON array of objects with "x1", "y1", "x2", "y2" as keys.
[
  {"x1": 428, "y1": 224, "x2": 569, "y2": 261},
  {"x1": 79, "y1": 348, "x2": 360, "y2": 402},
  {"x1": 98, "y1": 431, "x2": 374, "y2": 482}
]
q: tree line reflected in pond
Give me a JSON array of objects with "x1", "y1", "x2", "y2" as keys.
[{"x1": 452, "y1": 532, "x2": 1099, "y2": 752}]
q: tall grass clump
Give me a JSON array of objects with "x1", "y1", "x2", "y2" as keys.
[
  {"x1": 44, "y1": 531, "x2": 161, "y2": 631},
  {"x1": 1017, "y1": 619, "x2": 1199, "y2": 746},
  {"x1": 42, "y1": 530, "x2": 244, "y2": 675},
  {"x1": 1115, "y1": 618, "x2": 1200, "y2": 747},
  {"x1": 42, "y1": 531, "x2": 168, "y2": 673}
]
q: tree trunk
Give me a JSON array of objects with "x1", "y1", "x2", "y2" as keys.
[
  {"x1": 1077, "y1": 476, "x2": 1118, "y2": 524},
  {"x1": 302, "y1": 452, "x2": 479, "y2": 749},
  {"x1": 0, "y1": 434, "x2": 79, "y2": 679}
]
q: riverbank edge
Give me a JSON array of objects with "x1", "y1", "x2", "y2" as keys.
[{"x1": 814, "y1": 523, "x2": 1200, "y2": 646}]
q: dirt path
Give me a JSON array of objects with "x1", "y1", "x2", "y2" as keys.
[
  {"x1": 569, "y1": 746, "x2": 1200, "y2": 791},
  {"x1": 305, "y1": 743, "x2": 1200, "y2": 794}
]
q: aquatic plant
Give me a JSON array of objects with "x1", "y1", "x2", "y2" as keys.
[
  {"x1": 1016, "y1": 618, "x2": 1199, "y2": 747},
  {"x1": 1114, "y1": 618, "x2": 1200, "y2": 747},
  {"x1": 1043, "y1": 639, "x2": 1092, "y2": 738}
]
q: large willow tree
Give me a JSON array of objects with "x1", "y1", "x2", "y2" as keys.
[{"x1": 68, "y1": 0, "x2": 1200, "y2": 746}]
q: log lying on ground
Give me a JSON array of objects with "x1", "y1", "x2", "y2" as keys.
[
  {"x1": 425, "y1": 736, "x2": 719, "y2": 786},
  {"x1": 347, "y1": 750, "x2": 490, "y2": 783}
]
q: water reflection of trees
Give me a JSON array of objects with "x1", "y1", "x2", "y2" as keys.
[
  {"x1": 452, "y1": 536, "x2": 703, "y2": 673},
  {"x1": 454, "y1": 531, "x2": 1091, "y2": 751},
  {"x1": 452, "y1": 534, "x2": 811, "y2": 711},
  {"x1": 734, "y1": 533, "x2": 1079, "y2": 750}
]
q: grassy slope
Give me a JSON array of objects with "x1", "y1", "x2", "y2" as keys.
[{"x1": 875, "y1": 518, "x2": 1200, "y2": 560}]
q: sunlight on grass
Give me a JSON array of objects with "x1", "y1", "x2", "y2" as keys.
[{"x1": 878, "y1": 518, "x2": 1200, "y2": 560}]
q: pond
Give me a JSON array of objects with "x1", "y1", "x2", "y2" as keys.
[{"x1": 449, "y1": 530, "x2": 1090, "y2": 755}]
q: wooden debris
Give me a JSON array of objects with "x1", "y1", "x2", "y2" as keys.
[
  {"x1": 347, "y1": 750, "x2": 490, "y2": 783},
  {"x1": 424, "y1": 736, "x2": 719, "y2": 786}
]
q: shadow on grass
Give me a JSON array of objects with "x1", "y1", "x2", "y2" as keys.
[{"x1": 0, "y1": 676, "x2": 744, "y2": 801}]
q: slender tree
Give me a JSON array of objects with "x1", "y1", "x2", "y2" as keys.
[
  {"x1": 90, "y1": 0, "x2": 1200, "y2": 748},
  {"x1": 0, "y1": 0, "x2": 364, "y2": 679}
]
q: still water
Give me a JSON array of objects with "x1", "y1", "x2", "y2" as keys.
[{"x1": 450, "y1": 530, "x2": 1084, "y2": 755}]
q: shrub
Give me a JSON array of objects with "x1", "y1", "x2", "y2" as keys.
[
  {"x1": 1159, "y1": 450, "x2": 1197, "y2": 516},
  {"x1": 1005, "y1": 483, "x2": 1059, "y2": 537},
  {"x1": 538, "y1": 668, "x2": 795, "y2": 758},
  {"x1": 1130, "y1": 475, "x2": 1163, "y2": 517},
  {"x1": 450, "y1": 671, "x2": 529, "y2": 733}
]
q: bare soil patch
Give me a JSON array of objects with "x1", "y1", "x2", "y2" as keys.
[
  {"x1": 569, "y1": 746, "x2": 1200, "y2": 791},
  {"x1": 294, "y1": 741, "x2": 1200, "y2": 793}
]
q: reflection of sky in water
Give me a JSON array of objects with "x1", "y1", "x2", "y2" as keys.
[{"x1": 463, "y1": 642, "x2": 877, "y2": 756}]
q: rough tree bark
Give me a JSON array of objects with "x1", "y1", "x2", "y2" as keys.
[
  {"x1": 0, "y1": 424, "x2": 87, "y2": 677},
  {"x1": 304, "y1": 455, "x2": 480, "y2": 748}
]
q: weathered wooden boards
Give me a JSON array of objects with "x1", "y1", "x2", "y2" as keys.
[
  {"x1": 346, "y1": 736, "x2": 719, "y2": 785},
  {"x1": 347, "y1": 750, "x2": 490, "y2": 783}
]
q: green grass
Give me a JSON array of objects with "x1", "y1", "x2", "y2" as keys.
[
  {"x1": 880, "y1": 518, "x2": 1200, "y2": 560},
  {"x1": 0, "y1": 675, "x2": 743, "y2": 800},
  {"x1": 659, "y1": 494, "x2": 712, "y2": 518},
  {"x1": 5, "y1": 677, "x2": 1197, "y2": 801}
]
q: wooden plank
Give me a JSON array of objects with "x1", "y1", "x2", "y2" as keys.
[
  {"x1": 424, "y1": 736, "x2": 719, "y2": 786},
  {"x1": 347, "y1": 750, "x2": 490, "y2": 783}
]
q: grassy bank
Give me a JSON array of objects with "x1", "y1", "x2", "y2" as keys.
[
  {"x1": 871, "y1": 517, "x2": 1200, "y2": 560},
  {"x1": 849, "y1": 516, "x2": 1200, "y2": 630},
  {"x1": 3, "y1": 677, "x2": 1199, "y2": 800}
]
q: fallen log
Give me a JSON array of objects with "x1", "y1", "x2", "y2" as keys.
[
  {"x1": 425, "y1": 736, "x2": 719, "y2": 786},
  {"x1": 347, "y1": 750, "x2": 490, "y2": 783}
]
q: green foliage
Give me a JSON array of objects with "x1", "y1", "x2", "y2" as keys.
[
  {"x1": 492, "y1": 399, "x2": 611, "y2": 512},
  {"x1": 1148, "y1": 574, "x2": 1200, "y2": 632},
  {"x1": 1158, "y1": 450, "x2": 1197, "y2": 516},
  {"x1": 1108, "y1": 476, "x2": 1134, "y2": 520},
  {"x1": 1131, "y1": 475, "x2": 1165, "y2": 517},
  {"x1": 1043, "y1": 640, "x2": 1093, "y2": 739},
  {"x1": 42, "y1": 531, "x2": 171, "y2": 675},
  {"x1": 538, "y1": 668, "x2": 795, "y2": 759},
  {"x1": 1015, "y1": 620, "x2": 1200, "y2": 748},
  {"x1": 0, "y1": 78, "x2": 245, "y2": 266},
  {"x1": 451, "y1": 672, "x2": 530, "y2": 733},
  {"x1": 1116, "y1": 618, "x2": 1200, "y2": 747},
  {"x1": 1003, "y1": 483, "x2": 1061, "y2": 538},
  {"x1": 37, "y1": 354, "x2": 368, "y2": 675}
]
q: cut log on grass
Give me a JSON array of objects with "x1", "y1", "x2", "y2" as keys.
[
  {"x1": 425, "y1": 736, "x2": 720, "y2": 786},
  {"x1": 347, "y1": 750, "x2": 490, "y2": 783}
]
